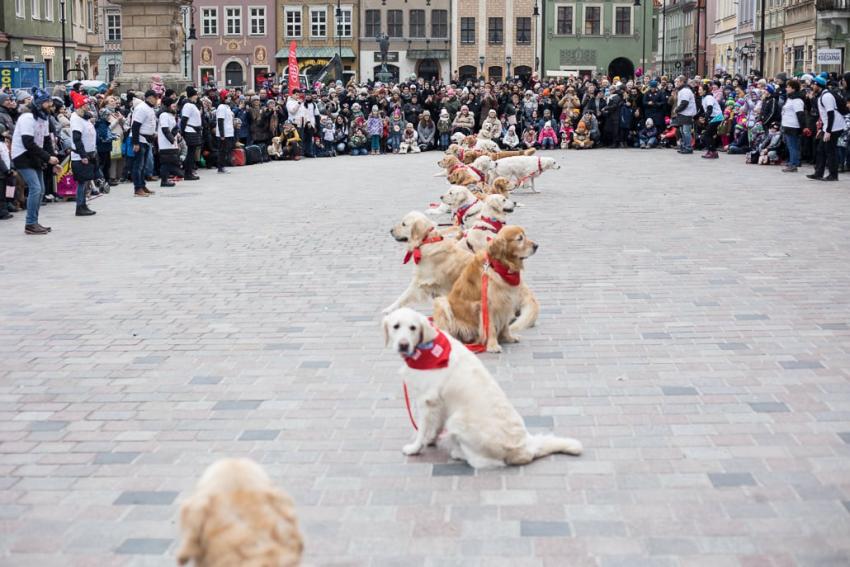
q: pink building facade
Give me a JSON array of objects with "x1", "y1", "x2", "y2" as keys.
[{"x1": 191, "y1": 1, "x2": 277, "y2": 90}]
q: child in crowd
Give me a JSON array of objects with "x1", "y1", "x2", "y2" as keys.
[
  {"x1": 757, "y1": 123, "x2": 782, "y2": 165},
  {"x1": 389, "y1": 107, "x2": 404, "y2": 153},
  {"x1": 349, "y1": 126, "x2": 368, "y2": 156},
  {"x1": 437, "y1": 109, "x2": 452, "y2": 150},
  {"x1": 366, "y1": 106, "x2": 383, "y2": 156},
  {"x1": 572, "y1": 120, "x2": 593, "y2": 149},
  {"x1": 639, "y1": 119, "x2": 658, "y2": 149},
  {"x1": 559, "y1": 120, "x2": 573, "y2": 149},
  {"x1": 503, "y1": 125, "x2": 520, "y2": 149},
  {"x1": 522, "y1": 125, "x2": 537, "y2": 149},
  {"x1": 398, "y1": 123, "x2": 420, "y2": 154},
  {"x1": 320, "y1": 114, "x2": 336, "y2": 156},
  {"x1": 538, "y1": 121, "x2": 558, "y2": 149}
]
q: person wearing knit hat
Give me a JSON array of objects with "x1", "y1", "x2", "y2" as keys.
[
  {"x1": 70, "y1": 97, "x2": 99, "y2": 217},
  {"x1": 180, "y1": 86, "x2": 202, "y2": 180},
  {"x1": 0, "y1": 92, "x2": 17, "y2": 136},
  {"x1": 807, "y1": 74, "x2": 845, "y2": 181},
  {"x1": 11, "y1": 88, "x2": 60, "y2": 234},
  {"x1": 214, "y1": 90, "x2": 235, "y2": 173}
]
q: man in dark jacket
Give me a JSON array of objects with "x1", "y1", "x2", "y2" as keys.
[
  {"x1": 11, "y1": 89, "x2": 60, "y2": 234},
  {"x1": 642, "y1": 81, "x2": 667, "y2": 131},
  {"x1": 0, "y1": 93, "x2": 18, "y2": 135}
]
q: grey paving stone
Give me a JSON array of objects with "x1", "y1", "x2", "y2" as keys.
[
  {"x1": 432, "y1": 463, "x2": 475, "y2": 477},
  {"x1": 28, "y1": 421, "x2": 69, "y2": 431},
  {"x1": 532, "y1": 352, "x2": 563, "y2": 359},
  {"x1": 779, "y1": 360, "x2": 825, "y2": 370},
  {"x1": 735, "y1": 313, "x2": 769, "y2": 320},
  {"x1": 114, "y1": 538, "x2": 172, "y2": 555},
  {"x1": 239, "y1": 429, "x2": 281, "y2": 441},
  {"x1": 93, "y1": 452, "x2": 141, "y2": 465},
  {"x1": 189, "y1": 375, "x2": 222, "y2": 385},
  {"x1": 819, "y1": 323, "x2": 848, "y2": 330},
  {"x1": 520, "y1": 521, "x2": 571, "y2": 537},
  {"x1": 661, "y1": 386, "x2": 698, "y2": 396},
  {"x1": 212, "y1": 400, "x2": 263, "y2": 411},
  {"x1": 708, "y1": 473, "x2": 757, "y2": 488},
  {"x1": 641, "y1": 332, "x2": 672, "y2": 339},
  {"x1": 843, "y1": 501, "x2": 850, "y2": 515},
  {"x1": 748, "y1": 402, "x2": 790, "y2": 413},
  {"x1": 263, "y1": 343, "x2": 303, "y2": 350},
  {"x1": 838, "y1": 433, "x2": 850, "y2": 445},
  {"x1": 113, "y1": 491, "x2": 179, "y2": 506},
  {"x1": 300, "y1": 360, "x2": 331, "y2": 369},
  {"x1": 717, "y1": 342, "x2": 749, "y2": 350},
  {"x1": 131, "y1": 356, "x2": 167, "y2": 364},
  {"x1": 523, "y1": 416, "x2": 554, "y2": 428}
]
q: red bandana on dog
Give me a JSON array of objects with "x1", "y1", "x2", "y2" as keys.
[
  {"x1": 403, "y1": 228, "x2": 444, "y2": 265},
  {"x1": 475, "y1": 216, "x2": 504, "y2": 233},
  {"x1": 487, "y1": 255, "x2": 521, "y2": 286},
  {"x1": 454, "y1": 202, "x2": 475, "y2": 226},
  {"x1": 467, "y1": 165, "x2": 486, "y2": 182},
  {"x1": 403, "y1": 329, "x2": 452, "y2": 370}
]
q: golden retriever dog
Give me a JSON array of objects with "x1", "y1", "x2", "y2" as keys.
[
  {"x1": 383, "y1": 211, "x2": 472, "y2": 314},
  {"x1": 474, "y1": 155, "x2": 561, "y2": 192},
  {"x1": 433, "y1": 226, "x2": 540, "y2": 353},
  {"x1": 435, "y1": 155, "x2": 488, "y2": 186},
  {"x1": 460, "y1": 194, "x2": 516, "y2": 253},
  {"x1": 267, "y1": 137, "x2": 284, "y2": 160},
  {"x1": 177, "y1": 458, "x2": 303, "y2": 567},
  {"x1": 383, "y1": 307, "x2": 582, "y2": 469},
  {"x1": 445, "y1": 144, "x2": 536, "y2": 164},
  {"x1": 440, "y1": 185, "x2": 484, "y2": 228},
  {"x1": 470, "y1": 176, "x2": 513, "y2": 200}
]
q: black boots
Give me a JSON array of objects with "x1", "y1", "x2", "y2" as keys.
[{"x1": 76, "y1": 204, "x2": 96, "y2": 216}]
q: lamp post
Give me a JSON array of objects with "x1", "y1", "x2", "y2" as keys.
[
  {"x1": 726, "y1": 46, "x2": 732, "y2": 73},
  {"x1": 506, "y1": 55, "x2": 512, "y2": 79},
  {"x1": 479, "y1": 55, "x2": 485, "y2": 79},
  {"x1": 758, "y1": 0, "x2": 766, "y2": 77},
  {"x1": 634, "y1": 0, "x2": 644, "y2": 78},
  {"x1": 335, "y1": 0, "x2": 342, "y2": 60},
  {"x1": 661, "y1": 0, "x2": 667, "y2": 76},
  {"x1": 533, "y1": 0, "x2": 540, "y2": 74},
  {"x1": 182, "y1": 6, "x2": 197, "y2": 80},
  {"x1": 60, "y1": 0, "x2": 67, "y2": 79}
]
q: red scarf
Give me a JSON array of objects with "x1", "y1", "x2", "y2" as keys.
[
  {"x1": 537, "y1": 156, "x2": 543, "y2": 174},
  {"x1": 403, "y1": 228, "x2": 444, "y2": 264},
  {"x1": 468, "y1": 165, "x2": 486, "y2": 182},
  {"x1": 458, "y1": 148, "x2": 465, "y2": 161},
  {"x1": 403, "y1": 329, "x2": 452, "y2": 370},
  {"x1": 448, "y1": 163, "x2": 465, "y2": 174},
  {"x1": 454, "y1": 201, "x2": 475, "y2": 226},
  {"x1": 487, "y1": 254, "x2": 521, "y2": 286},
  {"x1": 475, "y1": 216, "x2": 504, "y2": 233}
]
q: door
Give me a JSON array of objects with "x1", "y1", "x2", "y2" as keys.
[
  {"x1": 417, "y1": 58, "x2": 440, "y2": 81},
  {"x1": 225, "y1": 61, "x2": 244, "y2": 88}
]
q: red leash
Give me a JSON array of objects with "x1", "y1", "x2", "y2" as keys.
[{"x1": 403, "y1": 381, "x2": 418, "y2": 430}]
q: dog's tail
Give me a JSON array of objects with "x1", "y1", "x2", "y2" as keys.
[
  {"x1": 434, "y1": 170, "x2": 447, "y2": 177},
  {"x1": 431, "y1": 297, "x2": 453, "y2": 330},
  {"x1": 527, "y1": 434, "x2": 583, "y2": 458},
  {"x1": 522, "y1": 148, "x2": 536, "y2": 156},
  {"x1": 510, "y1": 289, "x2": 539, "y2": 332}
]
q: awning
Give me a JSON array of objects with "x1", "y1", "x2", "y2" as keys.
[
  {"x1": 274, "y1": 47, "x2": 355, "y2": 59},
  {"x1": 406, "y1": 49, "x2": 449, "y2": 60}
]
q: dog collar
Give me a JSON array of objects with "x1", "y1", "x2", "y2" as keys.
[
  {"x1": 475, "y1": 216, "x2": 504, "y2": 233},
  {"x1": 403, "y1": 228, "x2": 444, "y2": 265},
  {"x1": 454, "y1": 201, "x2": 475, "y2": 226},
  {"x1": 485, "y1": 253, "x2": 521, "y2": 286},
  {"x1": 467, "y1": 165, "x2": 486, "y2": 182},
  {"x1": 403, "y1": 329, "x2": 452, "y2": 370}
]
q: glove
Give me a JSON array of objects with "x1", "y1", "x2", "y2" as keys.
[{"x1": 803, "y1": 128, "x2": 812, "y2": 137}]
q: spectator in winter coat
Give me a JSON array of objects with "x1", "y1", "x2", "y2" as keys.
[
  {"x1": 522, "y1": 125, "x2": 537, "y2": 149},
  {"x1": 417, "y1": 111, "x2": 436, "y2": 151},
  {"x1": 451, "y1": 105, "x2": 475, "y2": 135},
  {"x1": 538, "y1": 121, "x2": 558, "y2": 149},
  {"x1": 638, "y1": 118, "x2": 658, "y2": 148},
  {"x1": 366, "y1": 106, "x2": 384, "y2": 155},
  {"x1": 503, "y1": 125, "x2": 520, "y2": 149},
  {"x1": 437, "y1": 109, "x2": 452, "y2": 149}
]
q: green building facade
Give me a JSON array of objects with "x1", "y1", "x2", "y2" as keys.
[
  {"x1": 0, "y1": 0, "x2": 85, "y2": 83},
  {"x1": 541, "y1": 0, "x2": 657, "y2": 79}
]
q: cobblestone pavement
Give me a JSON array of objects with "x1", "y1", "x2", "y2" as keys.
[{"x1": 1, "y1": 150, "x2": 849, "y2": 567}]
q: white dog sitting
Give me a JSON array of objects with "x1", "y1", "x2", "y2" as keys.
[
  {"x1": 440, "y1": 185, "x2": 484, "y2": 228},
  {"x1": 383, "y1": 308, "x2": 583, "y2": 469},
  {"x1": 460, "y1": 194, "x2": 516, "y2": 253},
  {"x1": 475, "y1": 155, "x2": 560, "y2": 193}
]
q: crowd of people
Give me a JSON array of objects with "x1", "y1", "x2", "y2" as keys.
[{"x1": 1, "y1": 69, "x2": 848, "y2": 234}]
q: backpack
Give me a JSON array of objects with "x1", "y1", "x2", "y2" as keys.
[{"x1": 829, "y1": 88, "x2": 847, "y2": 113}]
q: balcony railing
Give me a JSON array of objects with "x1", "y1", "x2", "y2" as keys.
[{"x1": 816, "y1": 0, "x2": 850, "y2": 10}]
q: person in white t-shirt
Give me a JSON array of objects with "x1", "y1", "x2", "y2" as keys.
[
  {"x1": 70, "y1": 102, "x2": 98, "y2": 217},
  {"x1": 157, "y1": 97, "x2": 181, "y2": 187},
  {"x1": 674, "y1": 76, "x2": 697, "y2": 154},
  {"x1": 780, "y1": 79, "x2": 806, "y2": 172},
  {"x1": 215, "y1": 91, "x2": 235, "y2": 173},
  {"x1": 130, "y1": 90, "x2": 159, "y2": 196},
  {"x1": 179, "y1": 86, "x2": 202, "y2": 180}
]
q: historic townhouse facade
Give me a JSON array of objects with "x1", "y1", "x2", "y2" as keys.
[
  {"x1": 192, "y1": 0, "x2": 277, "y2": 90},
  {"x1": 709, "y1": 0, "x2": 737, "y2": 74},
  {"x1": 360, "y1": 0, "x2": 449, "y2": 83},
  {"x1": 278, "y1": 0, "x2": 359, "y2": 83},
  {"x1": 753, "y1": 0, "x2": 785, "y2": 78},
  {"x1": 815, "y1": 0, "x2": 850, "y2": 73},
  {"x1": 783, "y1": 0, "x2": 816, "y2": 74},
  {"x1": 543, "y1": 0, "x2": 656, "y2": 79},
  {"x1": 453, "y1": 0, "x2": 537, "y2": 83}
]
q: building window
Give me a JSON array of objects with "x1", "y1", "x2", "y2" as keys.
[
  {"x1": 614, "y1": 6, "x2": 631, "y2": 35},
  {"x1": 106, "y1": 12, "x2": 121, "y2": 40},
  {"x1": 44, "y1": 58, "x2": 52, "y2": 80},
  {"x1": 310, "y1": 8, "x2": 327, "y2": 38},
  {"x1": 87, "y1": 0, "x2": 93, "y2": 30},
  {"x1": 365, "y1": 9, "x2": 380, "y2": 37},
  {"x1": 556, "y1": 5, "x2": 573, "y2": 35},
  {"x1": 200, "y1": 66, "x2": 216, "y2": 86},
  {"x1": 45, "y1": 0, "x2": 53, "y2": 21},
  {"x1": 201, "y1": 8, "x2": 218, "y2": 36},
  {"x1": 793, "y1": 46, "x2": 803, "y2": 73},
  {"x1": 249, "y1": 7, "x2": 266, "y2": 36},
  {"x1": 516, "y1": 17, "x2": 531, "y2": 44},
  {"x1": 285, "y1": 7, "x2": 302, "y2": 38},
  {"x1": 488, "y1": 17, "x2": 503, "y2": 45},
  {"x1": 460, "y1": 17, "x2": 475, "y2": 44},
  {"x1": 387, "y1": 10, "x2": 403, "y2": 38},
  {"x1": 488, "y1": 66, "x2": 503, "y2": 81},
  {"x1": 584, "y1": 5, "x2": 601, "y2": 35},
  {"x1": 16, "y1": 0, "x2": 24, "y2": 18},
  {"x1": 410, "y1": 10, "x2": 425, "y2": 38},
  {"x1": 225, "y1": 7, "x2": 241, "y2": 36},
  {"x1": 32, "y1": 0, "x2": 40, "y2": 19},
  {"x1": 432, "y1": 10, "x2": 448, "y2": 38},
  {"x1": 337, "y1": 7, "x2": 352, "y2": 38}
]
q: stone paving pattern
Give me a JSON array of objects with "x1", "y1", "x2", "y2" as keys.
[{"x1": 1, "y1": 151, "x2": 849, "y2": 566}]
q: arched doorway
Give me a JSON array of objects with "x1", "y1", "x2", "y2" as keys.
[
  {"x1": 224, "y1": 61, "x2": 244, "y2": 88},
  {"x1": 458, "y1": 65, "x2": 477, "y2": 83},
  {"x1": 417, "y1": 58, "x2": 440, "y2": 81},
  {"x1": 514, "y1": 65, "x2": 532, "y2": 83},
  {"x1": 488, "y1": 66, "x2": 503, "y2": 82},
  {"x1": 607, "y1": 57, "x2": 635, "y2": 80},
  {"x1": 373, "y1": 64, "x2": 399, "y2": 83}
]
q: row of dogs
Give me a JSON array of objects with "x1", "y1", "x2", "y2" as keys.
[{"x1": 173, "y1": 140, "x2": 576, "y2": 567}]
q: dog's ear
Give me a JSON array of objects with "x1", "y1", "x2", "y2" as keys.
[
  {"x1": 488, "y1": 231, "x2": 509, "y2": 262},
  {"x1": 176, "y1": 495, "x2": 211, "y2": 565},
  {"x1": 382, "y1": 316, "x2": 390, "y2": 347},
  {"x1": 408, "y1": 218, "x2": 431, "y2": 248},
  {"x1": 419, "y1": 315, "x2": 438, "y2": 344}
]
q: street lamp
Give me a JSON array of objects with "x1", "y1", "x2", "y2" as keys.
[
  {"x1": 661, "y1": 0, "x2": 667, "y2": 76},
  {"x1": 60, "y1": 0, "x2": 67, "y2": 79},
  {"x1": 532, "y1": 0, "x2": 540, "y2": 74},
  {"x1": 634, "y1": 0, "x2": 646, "y2": 79},
  {"x1": 182, "y1": 6, "x2": 197, "y2": 80},
  {"x1": 335, "y1": 0, "x2": 342, "y2": 60},
  {"x1": 479, "y1": 55, "x2": 485, "y2": 79},
  {"x1": 506, "y1": 55, "x2": 512, "y2": 78}
]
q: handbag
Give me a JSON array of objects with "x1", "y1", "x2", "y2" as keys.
[
  {"x1": 111, "y1": 138, "x2": 123, "y2": 160},
  {"x1": 122, "y1": 137, "x2": 135, "y2": 158}
]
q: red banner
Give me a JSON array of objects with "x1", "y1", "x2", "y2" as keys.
[{"x1": 287, "y1": 41, "x2": 298, "y2": 95}]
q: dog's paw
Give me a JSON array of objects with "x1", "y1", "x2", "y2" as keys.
[
  {"x1": 402, "y1": 443, "x2": 423, "y2": 456},
  {"x1": 486, "y1": 343, "x2": 503, "y2": 353},
  {"x1": 502, "y1": 334, "x2": 520, "y2": 344}
]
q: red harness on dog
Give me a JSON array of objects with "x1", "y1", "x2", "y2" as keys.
[
  {"x1": 402, "y1": 328, "x2": 452, "y2": 430},
  {"x1": 402, "y1": 228, "x2": 444, "y2": 265},
  {"x1": 467, "y1": 165, "x2": 486, "y2": 182},
  {"x1": 454, "y1": 201, "x2": 476, "y2": 226},
  {"x1": 474, "y1": 216, "x2": 504, "y2": 233},
  {"x1": 515, "y1": 156, "x2": 544, "y2": 187},
  {"x1": 489, "y1": 256, "x2": 521, "y2": 286}
]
